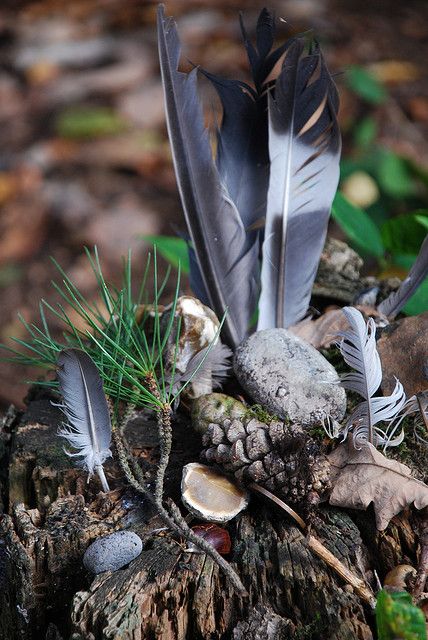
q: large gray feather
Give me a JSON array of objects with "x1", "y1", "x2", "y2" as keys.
[
  {"x1": 258, "y1": 40, "x2": 341, "y2": 329},
  {"x1": 157, "y1": 5, "x2": 259, "y2": 349},
  {"x1": 57, "y1": 348, "x2": 111, "y2": 492},
  {"x1": 378, "y1": 233, "x2": 428, "y2": 319}
]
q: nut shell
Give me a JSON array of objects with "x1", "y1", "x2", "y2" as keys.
[{"x1": 181, "y1": 462, "x2": 249, "y2": 523}]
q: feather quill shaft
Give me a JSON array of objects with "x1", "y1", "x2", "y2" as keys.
[
  {"x1": 378, "y1": 233, "x2": 428, "y2": 319},
  {"x1": 337, "y1": 307, "x2": 406, "y2": 448},
  {"x1": 258, "y1": 40, "x2": 341, "y2": 329},
  {"x1": 157, "y1": 5, "x2": 259, "y2": 348},
  {"x1": 57, "y1": 348, "x2": 112, "y2": 492}
]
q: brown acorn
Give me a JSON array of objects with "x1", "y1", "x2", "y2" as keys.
[{"x1": 191, "y1": 524, "x2": 232, "y2": 556}]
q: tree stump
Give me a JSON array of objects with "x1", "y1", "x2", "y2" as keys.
[{"x1": 0, "y1": 387, "x2": 421, "y2": 640}]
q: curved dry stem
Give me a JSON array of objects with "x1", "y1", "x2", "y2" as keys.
[{"x1": 112, "y1": 412, "x2": 246, "y2": 595}]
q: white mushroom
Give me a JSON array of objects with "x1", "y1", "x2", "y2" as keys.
[{"x1": 181, "y1": 463, "x2": 249, "y2": 523}]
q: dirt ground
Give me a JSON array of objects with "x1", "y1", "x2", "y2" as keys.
[{"x1": 0, "y1": 0, "x2": 427, "y2": 409}]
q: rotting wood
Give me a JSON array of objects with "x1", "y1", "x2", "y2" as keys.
[{"x1": 0, "y1": 386, "x2": 424, "y2": 640}]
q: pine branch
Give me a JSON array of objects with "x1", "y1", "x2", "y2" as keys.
[{"x1": 112, "y1": 409, "x2": 246, "y2": 595}]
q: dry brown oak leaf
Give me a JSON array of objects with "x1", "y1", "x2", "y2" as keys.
[{"x1": 328, "y1": 439, "x2": 428, "y2": 530}]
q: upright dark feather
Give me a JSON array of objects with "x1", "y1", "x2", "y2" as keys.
[
  {"x1": 258, "y1": 39, "x2": 341, "y2": 329},
  {"x1": 157, "y1": 5, "x2": 259, "y2": 348},
  {"x1": 158, "y1": 7, "x2": 341, "y2": 341},
  {"x1": 239, "y1": 8, "x2": 292, "y2": 92},
  {"x1": 378, "y1": 233, "x2": 428, "y2": 319},
  {"x1": 200, "y1": 71, "x2": 269, "y2": 233}
]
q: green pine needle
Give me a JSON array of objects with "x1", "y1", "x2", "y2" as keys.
[{"x1": 1, "y1": 247, "x2": 210, "y2": 411}]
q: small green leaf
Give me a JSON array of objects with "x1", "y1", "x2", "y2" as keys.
[
  {"x1": 346, "y1": 65, "x2": 387, "y2": 104},
  {"x1": 331, "y1": 191, "x2": 384, "y2": 258},
  {"x1": 403, "y1": 278, "x2": 428, "y2": 316},
  {"x1": 56, "y1": 107, "x2": 127, "y2": 139},
  {"x1": 381, "y1": 213, "x2": 428, "y2": 255},
  {"x1": 376, "y1": 149, "x2": 415, "y2": 198},
  {"x1": 389, "y1": 252, "x2": 428, "y2": 316},
  {"x1": 376, "y1": 589, "x2": 427, "y2": 640},
  {"x1": 142, "y1": 236, "x2": 190, "y2": 274},
  {"x1": 353, "y1": 117, "x2": 378, "y2": 150}
]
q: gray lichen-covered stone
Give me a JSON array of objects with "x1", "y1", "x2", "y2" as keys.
[
  {"x1": 83, "y1": 531, "x2": 142, "y2": 574},
  {"x1": 234, "y1": 329, "x2": 346, "y2": 426}
]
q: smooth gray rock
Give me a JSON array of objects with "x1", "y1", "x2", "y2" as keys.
[
  {"x1": 234, "y1": 329, "x2": 346, "y2": 426},
  {"x1": 83, "y1": 531, "x2": 143, "y2": 574}
]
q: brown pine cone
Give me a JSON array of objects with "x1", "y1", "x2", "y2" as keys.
[{"x1": 192, "y1": 394, "x2": 331, "y2": 510}]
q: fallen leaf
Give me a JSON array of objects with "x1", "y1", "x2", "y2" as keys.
[
  {"x1": 328, "y1": 439, "x2": 428, "y2": 530},
  {"x1": 378, "y1": 313, "x2": 428, "y2": 397},
  {"x1": 290, "y1": 305, "x2": 387, "y2": 349}
]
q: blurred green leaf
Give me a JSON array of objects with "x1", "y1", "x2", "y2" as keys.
[
  {"x1": 353, "y1": 117, "x2": 378, "y2": 150},
  {"x1": 403, "y1": 278, "x2": 428, "y2": 316},
  {"x1": 346, "y1": 65, "x2": 387, "y2": 104},
  {"x1": 415, "y1": 213, "x2": 428, "y2": 232},
  {"x1": 376, "y1": 589, "x2": 426, "y2": 640},
  {"x1": 331, "y1": 191, "x2": 384, "y2": 258},
  {"x1": 390, "y1": 252, "x2": 428, "y2": 315},
  {"x1": 376, "y1": 149, "x2": 415, "y2": 198},
  {"x1": 56, "y1": 107, "x2": 127, "y2": 139},
  {"x1": 142, "y1": 235, "x2": 190, "y2": 273},
  {"x1": 381, "y1": 212, "x2": 428, "y2": 255},
  {"x1": 392, "y1": 253, "x2": 417, "y2": 270}
]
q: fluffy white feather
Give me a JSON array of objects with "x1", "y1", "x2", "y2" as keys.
[
  {"x1": 385, "y1": 391, "x2": 428, "y2": 448},
  {"x1": 57, "y1": 348, "x2": 112, "y2": 492},
  {"x1": 338, "y1": 307, "x2": 406, "y2": 449}
]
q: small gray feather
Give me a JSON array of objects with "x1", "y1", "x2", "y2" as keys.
[{"x1": 57, "y1": 348, "x2": 112, "y2": 490}]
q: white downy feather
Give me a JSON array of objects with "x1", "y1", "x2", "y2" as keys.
[
  {"x1": 385, "y1": 391, "x2": 428, "y2": 448},
  {"x1": 338, "y1": 307, "x2": 406, "y2": 449}
]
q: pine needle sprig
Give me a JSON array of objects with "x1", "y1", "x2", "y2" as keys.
[{"x1": 1, "y1": 246, "x2": 207, "y2": 410}]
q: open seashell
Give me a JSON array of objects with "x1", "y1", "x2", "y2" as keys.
[
  {"x1": 181, "y1": 462, "x2": 249, "y2": 523},
  {"x1": 162, "y1": 296, "x2": 231, "y2": 398}
]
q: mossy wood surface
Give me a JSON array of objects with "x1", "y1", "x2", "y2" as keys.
[{"x1": 0, "y1": 388, "x2": 423, "y2": 640}]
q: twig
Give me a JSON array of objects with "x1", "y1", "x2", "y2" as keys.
[
  {"x1": 154, "y1": 404, "x2": 173, "y2": 506},
  {"x1": 167, "y1": 500, "x2": 247, "y2": 595},
  {"x1": 143, "y1": 372, "x2": 173, "y2": 508},
  {"x1": 119, "y1": 402, "x2": 136, "y2": 435},
  {"x1": 307, "y1": 535, "x2": 376, "y2": 608},
  {"x1": 249, "y1": 483, "x2": 306, "y2": 529},
  {"x1": 250, "y1": 483, "x2": 376, "y2": 608},
  {"x1": 112, "y1": 409, "x2": 247, "y2": 595}
]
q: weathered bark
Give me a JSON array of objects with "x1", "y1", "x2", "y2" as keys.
[{"x1": 0, "y1": 387, "x2": 423, "y2": 640}]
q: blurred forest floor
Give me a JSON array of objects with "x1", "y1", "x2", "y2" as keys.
[{"x1": 0, "y1": 0, "x2": 427, "y2": 409}]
